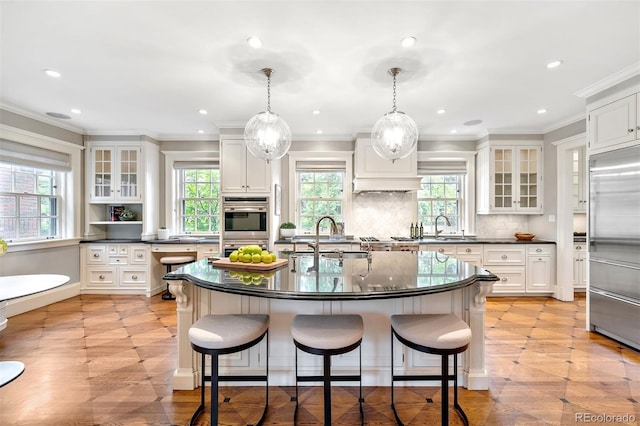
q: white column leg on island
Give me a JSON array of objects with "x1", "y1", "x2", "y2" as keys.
[
  {"x1": 169, "y1": 280, "x2": 199, "y2": 390},
  {"x1": 463, "y1": 281, "x2": 494, "y2": 390}
]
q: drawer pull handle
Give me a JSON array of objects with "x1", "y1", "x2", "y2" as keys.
[
  {"x1": 501, "y1": 277, "x2": 508, "y2": 282},
  {"x1": 501, "y1": 255, "x2": 508, "y2": 259},
  {"x1": 576, "y1": 246, "x2": 581, "y2": 250},
  {"x1": 536, "y1": 248, "x2": 542, "y2": 252},
  {"x1": 93, "y1": 253, "x2": 100, "y2": 258},
  {"x1": 629, "y1": 128, "x2": 635, "y2": 133},
  {"x1": 132, "y1": 275, "x2": 138, "y2": 280},
  {"x1": 465, "y1": 248, "x2": 471, "y2": 253},
  {"x1": 137, "y1": 254, "x2": 143, "y2": 258},
  {"x1": 99, "y1": 275, "x2": 105, "y2": 280},
  {"x1": 438, "y1": 248, "x2": 445, "y2": 253}
]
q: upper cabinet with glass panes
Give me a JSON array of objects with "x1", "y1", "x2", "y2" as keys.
[
  {"x1": 88, "y1": 145, "x2": 142, "y2": 202},
  {"x1": 476, "y1": 139, "x2": 543, "y2": 214}
]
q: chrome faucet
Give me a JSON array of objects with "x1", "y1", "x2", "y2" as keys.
[
  {"x1": 307, "y1": 215, "x2": 338, "y2": 272},
  {"x1": 434, "y1": 214, "x2": 451, "y2": 239}
]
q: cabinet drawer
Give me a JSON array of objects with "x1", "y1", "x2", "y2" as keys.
[
  {"x1": 427, "y1": 245, "x2": 455, "y2": 255},
  {"x1": 86, "y1": 246, "x2": 107, "y2": 265},
  {"x1": 487, "y1": 266, "x2": 526, "y2": 293},
  {"x1": 483, "y1": 246, "x2": 525, "y2": 265},
  {"x1": 86, "y1": 268, "x2": 116, "y2": 287},
  {"x1": 119, "y1": 268, "x2": 147, "y2": 287},
  {"x1": 455, "y1": 245, "x2": 482, "y2": 256},
  {"x1": 109, "y1": 255, "x2": 128, "y2": 265},
  {"x1": 151, "y1": 244, "x2": 197, "y2": 253},
  {"x1": 129, "y1": 246, "x2": 148, "y2": 264},
  {"x1": 108, "y1": 245, "x2": 129, "y2": 256},
  {"x1": 527, "y1": 244, "x2": 553, "y2": 256}
]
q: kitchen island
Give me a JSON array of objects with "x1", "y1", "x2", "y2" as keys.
[{"x1": 164, "y1": 251, "x2": 498, "y2": 391}]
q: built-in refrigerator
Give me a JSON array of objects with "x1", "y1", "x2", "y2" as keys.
[{"x1": 589, "y1": 143, "x2": 640, "y2": 350}]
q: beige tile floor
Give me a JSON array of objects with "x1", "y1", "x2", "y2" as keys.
[{"x1": 0, "y1": 293, "x2": 638, "y2": 425}]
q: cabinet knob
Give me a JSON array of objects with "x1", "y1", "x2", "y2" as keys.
[
  {"x1": 576, "y1": 246, "x2": 581, "y2": 250},
  {"x1": 501, "y1": 255, "x2": 508, "y2": 259},
  {"x1": 99, "y1": 275, "x2": 105, "y2": 280},
  {"x1": 501, "y1": 277, "x2": 508, "y2": 282},
  {"x1": 538, "y1": 258, "x2": 543, "y2": 261},
  {"x1": 93, "y1": 253, "x2": 100, "y2": 257},
  {"x1": 629, "y1": 129, "x2": 635, "y2": 133},
  {"x1": 132, "y1": 275, "x2": 138, "y2": 280},
  {"x1": 115, "y1": 259, "x2": 120, "y2": 262},
  {"x1": 137, "y1": 254, "x2": 143, "y2": 258},
  {"x1": 465, "y1": 248, "x2": 471, "y2": 253},
  {"x1": 438, "y1": 248, "x2": 445, "y2": 253},
  {"x1": 536, "y1": 248, "x2": 542, "y2": 252}
]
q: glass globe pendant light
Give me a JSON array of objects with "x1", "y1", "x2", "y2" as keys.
[
  {"x1": 371, "y1": 67, "x2": 419, "y2": 162},
  {"x1": 244, "y1": 68, "x2": 292, "y2": 163}
]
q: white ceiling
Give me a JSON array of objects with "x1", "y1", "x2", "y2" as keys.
[{"x1": 1, "y1": 1, "x2": 639, "y2": 141}]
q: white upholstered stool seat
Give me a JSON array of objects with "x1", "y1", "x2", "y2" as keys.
[
  {"x1": 159, "y1": 255, "x2": 195, "y2": 300},
  {"x1": 188, "y1": 314, "x2": 270, "y2": 426},
  {"x1": 390, "y1": 314, "x2": 472, "y2": 426},
  {"x1": 291, "y1": 314, "x2": 364, "y2": 426}
]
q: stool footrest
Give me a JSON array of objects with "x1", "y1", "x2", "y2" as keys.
[
  {"x1": 296, "y1": 374, "x2": 361, "y2": 383},
  {"x1": 204, "y1": 374, "x2": 268, "y2": 382}
]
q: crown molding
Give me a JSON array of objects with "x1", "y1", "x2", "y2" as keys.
[
  {"x1": 574, "y1": 62, "x2": 640, "y2": 98},
  {"x1": 542, "y1": 112, "x2": 586, "y2": 134},
  {"x1": 0, "y1": 102, "x2": 85, "y2": 134}
]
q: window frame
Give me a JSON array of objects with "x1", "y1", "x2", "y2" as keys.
[
  {"x1": 163, "y1": 150, "x2": 220, "y2": 236},
  {"x1": 416, "y1": 151, "x2": 476, "y2": 236},
  {"x1": 287, "y1": 151, "x2": 353, "y2": 236},
  {"x1": 0, "y1": 125, "x2": 83, "y2": 249},
  {"x1": 177, "y1": 168, "x2": 221, "y2": 235}
]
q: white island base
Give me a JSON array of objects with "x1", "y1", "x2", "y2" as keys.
[{"x1": 169, "y1": 280, "x2": 493, "y2": 391}]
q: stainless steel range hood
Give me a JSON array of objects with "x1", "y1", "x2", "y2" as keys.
[{"x1": 352, "y1": 137, "x2": 421, "y2": 193}]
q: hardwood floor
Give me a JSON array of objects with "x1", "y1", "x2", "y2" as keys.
[{"x1": 1, "y1": 293, "x2": 638, "y2": 425}]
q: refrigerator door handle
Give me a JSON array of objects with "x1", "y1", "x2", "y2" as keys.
[
  {"x1": 591, "y1": 288, "x2": 640, "y2": 307},
  {"x1": 590, "y1": 258, "x2": 640, "y2": 270}
]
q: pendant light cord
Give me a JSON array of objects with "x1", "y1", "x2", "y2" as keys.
[
  {"x1": 261, "y1": 68, "x2": 273, "y2": 113},
  {"x1": 392, "y1": 72, "x2": 397, "y2": 113}
]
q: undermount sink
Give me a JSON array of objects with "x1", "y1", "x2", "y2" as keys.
[{"x1": 321, "y1": 251, "x2": 369, "y2": 259}]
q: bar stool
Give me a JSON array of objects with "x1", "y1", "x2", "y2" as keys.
[
  {"x1": 291, "y1": 314, "x2": 364, "y2": 425},
  {"x1": 188, "y1": 314, "x2": 269, "y2": 426},
  {"x1": 160, "y1": 255, "x2": 195, "y2": 300},
  {"x1": 390, "y1": 314, "x2": 472, "y2": 426}
]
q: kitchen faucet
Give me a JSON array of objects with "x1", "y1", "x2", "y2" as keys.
[
  {"x1": 307, "y1": 215, "x2": 338, "y2": 272},
  {"x1": 434, "y1": 214, "x2": 451, "y2": 239}
]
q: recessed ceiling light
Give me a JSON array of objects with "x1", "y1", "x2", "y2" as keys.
[
  {"x1": 546, "y1": 60, "x2": 563, "y2": 69},
  {"x1": 312, "y1": 110, "x2": 320, "y2": 115},
  {"x1": 43, "y1": 69, "x2": 61, "y2": 78},
  {"x1": 46, "y1": 112, "x2": 70, "y2": 119},
  {"x1": 198, "y1": 109, "x2": 208, "y2": 115},
  {"x1": 464, "y1": 119, "x2": 483, "y2": 126},
  {"x1": 197, "y1": 130, "x2": 205, "y2": 134},
  {"x1": 437, "y1": 109, "x2": 446, "y2": 115},
  {"x1": 247, "y1": 37, "x2": 262, "y2": 48},
  {"x1": 401, "y1": 36, "x2": 416, "y2": 47},
  {"x1": 450, "y1": 129, "x2": 457, "y2": 134},
  {"x1": 537, "y1": 108, "x2": 548, "y2": 114},
  {"x1": 71, "y1": 108, "x2": 81, "y2": 114},
  {"x1": 316, "y1": 130, "x2": 323, "y2": 134}
]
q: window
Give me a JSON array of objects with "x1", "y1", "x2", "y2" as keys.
[
  {"x1": 0, "y1": 163, "x2": 60, "y2": 241},
  {"x1": 297, "y1": 169, "x2": 345, "y2": 233},
  {"x1": 417, "y1": 175, "x2": 462, "y2": 235},
  {"x1": 178, "y1": 168, "x2": 221, "y2": 234}
]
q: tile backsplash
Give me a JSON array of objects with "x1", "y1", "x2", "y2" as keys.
[{"x1": 350, "y1": 192, "x2": 531, "y2": 238}]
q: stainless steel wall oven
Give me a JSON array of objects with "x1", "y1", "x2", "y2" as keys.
[{"x1": 222, "y1": 196, "x2": 269, "y2": 241}]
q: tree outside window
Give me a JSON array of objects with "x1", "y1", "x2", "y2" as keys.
[
  {"x1": 297, "y1": 171, "x2": 344, "y2": 233},
  {"x1": 417, "y1": 175, "x2": 461, "y2": 235},
  {"x1": 179, "y1": 169, "x2": 220, "y2": 234}
]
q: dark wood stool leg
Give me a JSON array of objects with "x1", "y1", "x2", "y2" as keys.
[
  {"x1": 211, "y1": 354, "x2": 219, "y2": 425},
  {"x1": 323, "y1": 352, "x2": 332, "y2": 425},
  {"x1": 453, "y1": 353, "x2": 469, "y2": 425},
  {"x1": 441, "y1": 354, "x2": 449, "y2": 425}
]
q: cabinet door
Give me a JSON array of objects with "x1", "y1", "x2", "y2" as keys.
[
  {"x1": 491, "y1": 147, "x2": 514, "y2": 210},
  {"x1": 572, "y1": 147, "x2": 588, "y2": 212},
  {"x1": 90, "y1": 146, "x2": 115, "y2": 201},
  {"x1": 589, "y1": 94, "x2": 637, "y2": 150},
  {"x1": 116, "y1": 147, "x2": 141, "y2": 200},
  {"x1": 526, "y1": 255, "x2": 552, "y2": 292},
  {"x1": 489, "y1": 266, "x2": 526, "y2": 293},
  {"x1": 245, "y1": 152, "x2": 271, "y2": 193},
  {"x1": 516, "y1": 147, "x2": 541, "y2": 212},
  {"x1": 221, "y1": 140, "x2": 247, "y2": 192}
]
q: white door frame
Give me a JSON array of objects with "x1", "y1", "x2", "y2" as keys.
[{"x1": 552, "y1": 133, "x2": 586, "y2": 302}]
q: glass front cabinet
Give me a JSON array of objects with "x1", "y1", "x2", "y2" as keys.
[{"x1": 477, "y1": 140, "x2": 543, "y2": 214}]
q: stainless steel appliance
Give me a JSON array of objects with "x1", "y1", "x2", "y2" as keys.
[
  {"x1": 589, "y1": 144, "x2": 640, "y2": 350},
  {"x1": 223, "y1": 239, "x2": 268, "y2": 257},
  {"x1": 359, "y1": 236, "x2": 419, "y2": 252},
  {"x1": 222, "y1": 196, "x2": 269, "y2": 241}
]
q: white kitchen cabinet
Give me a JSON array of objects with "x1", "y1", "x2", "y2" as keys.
[
  {"x1": 483, "y1": 245, "x2": 526, "y2": 293},
  {"x1": 572, "y1": 146, "x2": 588, "y2": 212},
  {"x1": 425, "y1": 244, "x2": 482, "y2": 267},
  {"x1": 476, "y1": 141, "x2": 543, "y2": 214},
  {"x1": 82, "y1": 243, "x2": 150, "y2": 295},
  {"x1": 84, "y1": 140, "x2": 159, "y2": 241},
  {"x1": 220, "y1": 139, "x2": 271, "y2": 193},
  {"x1": 526, "y1": 244, "x2": 555, "y2": 292},
  {"x1": 588, "y1": 93, "x2": 638, "y2": 151},
  {"x1": 573, "y1": 243, "x2": 587, "y2": 289},
  {"x1": 197, "y1": 244, "x2": 220, "y2": 260}
]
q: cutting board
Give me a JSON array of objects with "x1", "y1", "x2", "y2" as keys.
[{"x1": 211, "y1": 257, "x2": 289, "y2": 271}]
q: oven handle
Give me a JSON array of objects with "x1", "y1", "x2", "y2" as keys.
[{"x1": 224, "y1": 206, "x2": 267, "y2": 212}]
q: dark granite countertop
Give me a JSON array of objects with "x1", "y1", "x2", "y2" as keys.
[
  {"x1": 81, "y1": 238, "x2": 219, "y2": 244},
  {"x1": 274, "y1": 237, "x2": 555, "y2": 245},
  {"x1": 164, "y1": 252, "x2": 498, "y2": 301}
]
